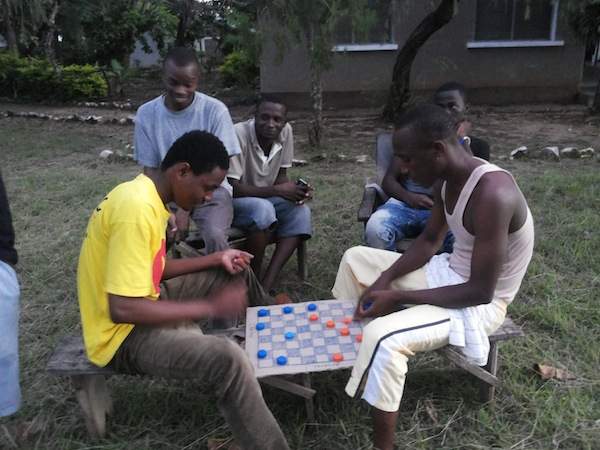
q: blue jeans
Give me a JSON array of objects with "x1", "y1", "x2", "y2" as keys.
[
  {"x1": 232, "y1": 197, "x2": 312, "y2": 239},
  {"x1": 0, "y1": 261, "x2": 21, "y2": 417},
  {"x1": 365, "y1": 198, "x2": 454, "y2": 253}
]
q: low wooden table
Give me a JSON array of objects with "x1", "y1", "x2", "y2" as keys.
[{"x1": 47, "y1": 318, "x2": 523, "y2": 437}]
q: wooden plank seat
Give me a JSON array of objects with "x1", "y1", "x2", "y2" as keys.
[{"x1": 47, "y1": 318, "x2": 523, "y2": 437}]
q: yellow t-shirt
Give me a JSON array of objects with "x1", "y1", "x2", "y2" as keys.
[{"x1": 77, "y1": 174, "x2": 171, "y2": 366}]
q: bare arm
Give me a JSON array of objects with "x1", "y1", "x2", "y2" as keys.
[
  {"x1": 162, "y1": 249, "x2": 253, "y2": 280},
  {"x1": 108, "y1": 277, "x2": 248, "y2": 325},
  {"x1": 357, "y1": 174, "x2": 516, "y2": 317},
  {"x1": 382, "y1": 157, "x2": 434, "y2": 209},
  {"x1": 109, "y1": 294, "x2": 214, "y2": 324}
]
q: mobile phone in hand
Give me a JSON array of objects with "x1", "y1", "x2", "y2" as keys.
[{"x1": 296, "y1": 178, "x2": 309, "y2": 187}]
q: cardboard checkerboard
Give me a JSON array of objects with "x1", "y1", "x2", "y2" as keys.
[{"x1": 245, "y1": 299, "x2": 363, "y2": 377}]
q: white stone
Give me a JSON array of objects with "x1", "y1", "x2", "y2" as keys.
[
  {"x1": 510, "y1": 146, "x2": 528, "y2": 160},
  {"x1": 355, "y1": 154, "x2": 368, "y2": 164},
  {"x1": 99, "y1": 149, "x2": 114, "y2": 160},
  {"x1": 579, "y1": 147, "x2": 595, "y2": 159},
  {"x1": 560, "y1": 147, "x2": 579, "y2": 158},
  {"x1": 540, "y1": 146, "x2": 560, "y2": 161}
]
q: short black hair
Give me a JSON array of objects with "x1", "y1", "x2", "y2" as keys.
[
  {"x1": 255, "y1": 94, "x2": 287, "y2": 114},
  {"x1": 161, "y1": 131, "x2": 229, "y2": 175},
  {"x1": 394, "y1": 103, "x2": 456, "y2": 145},
  {"x1": 434, "y1": 82, "x2": 466, "y2": 101},
  {"x1": 164, "y1": 47, "x2": 199, "y2": 69}
]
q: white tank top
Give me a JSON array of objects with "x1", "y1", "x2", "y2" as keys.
[{"x1": 442, "y1": 162, "x2": 534, "y2": 306}]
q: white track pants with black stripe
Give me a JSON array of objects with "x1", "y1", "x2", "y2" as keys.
[{"x1": 332, "y1": 246, "x2": 502, "y2": 412}]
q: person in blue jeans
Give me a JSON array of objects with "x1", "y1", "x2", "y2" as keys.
[
  {"x1": 228, "y1": 96, "x2": 312, "y2": 292},
  {"x1": 365, "y1": 151, "x2": 454, "y2": 253},
  {"x1": 0, "y1": 170, "x2": 21, "y2": 418}
]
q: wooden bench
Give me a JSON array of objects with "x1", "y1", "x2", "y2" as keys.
[{"x1": 47, "y1": 318, "x2": 522, "y2": 437}]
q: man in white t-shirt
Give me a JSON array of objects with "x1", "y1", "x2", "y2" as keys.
[{"x1": 134, "y1": 47, "x2": 241, "y2": 253}]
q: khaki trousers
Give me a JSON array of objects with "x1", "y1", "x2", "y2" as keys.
[{"x1": 110, "y1": 268, "x2": 289, "y2": 450}]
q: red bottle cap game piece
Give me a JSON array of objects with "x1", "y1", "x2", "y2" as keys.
[
  {"x1": 326, "y1": 320, "x2": 335, "y2": 328},
  {"x1": 309, "y1": 313, "x2": 319, "y2": 321},
  {"x1": 342, "y1": 317, "x2": 352, "y2": 325},
  {"x1": 340, "y1": 327, "x2": 350, "y2": 336},
  {"x1": 356, "y1": 334, "x2": 363, "y2": 343},
  {"x1": 332, "y1": 353, "x2": 344, "y2": 362}
]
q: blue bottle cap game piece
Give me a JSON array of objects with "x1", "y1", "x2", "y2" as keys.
[
  {"x1": 307, "y1": 303, "x2": 317, "y2": 311},
  {"x1": 284, "y1": 331, "x2": 295, "y2": 340},
  {"x1": 276, "y1": 355, "x2": 288, "y2": 365},
  {"x1": 257, "y1": 349, "x2": 267, "y2": 359},
  {"x1": 256, "y1": 322, "x2": 266, "y2": 331},
  {"x1": 363, "y1": 300, "x2": 373, "y2": 310},
  {"x1": 257, "y1": 308, "x2": 269, "y2": 317},
  {"x1": 283, "y1": 306, "x2": 293, "y2": 314}
]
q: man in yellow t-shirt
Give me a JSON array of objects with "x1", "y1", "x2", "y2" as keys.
[{"x1": 77, "y1": 130, "x2": 289, "y2": 450}]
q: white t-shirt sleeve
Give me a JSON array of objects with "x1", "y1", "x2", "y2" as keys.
[
  {"x1": 280, "y1": 123, "x2": 294, "y2": 169},
  {"x1": 211, "y1": 108, "x2": 242, "y2": 157},
  {"x1": 133, "y1": 108, "x2": 161, "y2": 168}
]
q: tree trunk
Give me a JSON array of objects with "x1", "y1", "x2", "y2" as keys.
[
  {"x1": 382, "y1": 0, "x2": 459, "y2": 122},
  {"x1": 4, "y1": 6, "x2": 19, "y2": 55},
  {"x1": 592, "y1": 73, "x2": 600, "y2": 113},
  {"x1": 306, "y1": 25, "x2": 323, "y2": 148},
  {"x1": 308, "y1": 63, "x2": 323, "y2": 148},
  {"x1": 43, "y1": 0, "x2": 60, "y2": 64},
  {"x1": 175, "y1": 0, "x2": 193, "y2": 47}
]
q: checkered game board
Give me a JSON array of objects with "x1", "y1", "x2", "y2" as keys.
[{"x1": 245, "y1": 299, "x2": 363, "y2": 377}]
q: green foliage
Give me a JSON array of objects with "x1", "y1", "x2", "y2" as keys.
[
  {"x1": 58, "y1": 64, "x2": 108, "y2": 100},
  {"x1": 264, "y1": 0, "x2": 376, "y2": 70},
  {"x1": 218, "y1": 49, "x2": 259, "y2": 87},
  {"x1": 0, "y1": 53, "x2": 56, "y2": 98},
  {"x1": 57, "y1": 0, "x2": 177, "y2": 66},
  {"x1": 0, "y1": 53, "x2": 107, "y2": 100}
]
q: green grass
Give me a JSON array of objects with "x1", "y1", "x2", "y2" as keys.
[{"x1": 0, "y1": 113, "x2": 598, "y2": 449}]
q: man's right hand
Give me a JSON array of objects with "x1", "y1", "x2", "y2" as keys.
[
  {"x1": 405, "y1": 192, "x2": 434, "y2": 210},
  {"x1": 355, "y1": 274, "x2": 392, "y2": 318},
  {"x1": 275, "y1": 181, "x2": 310, "y2": 203},
  {"x1": 207, "y1": 278, "x2": 248, "y2": 319}
]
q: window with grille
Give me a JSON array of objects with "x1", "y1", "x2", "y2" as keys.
[{"x1": 474, "y1": 0, "x2": 560, "y2": 41}]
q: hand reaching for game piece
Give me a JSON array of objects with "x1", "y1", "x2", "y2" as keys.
[
  {"x1": 355, "y1": 275, "x2": 392, "y2": 319},
  {"x1": 208, "y1": 277, "x2": 248, "y2": 319},
  {"x1": 219, "y1": 249, "x2": 253, "y2": 274},
  {"x1": 355, "y1": 290, "x2": 402, "y2": 319}
]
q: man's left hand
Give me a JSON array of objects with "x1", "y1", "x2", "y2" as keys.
[{"x1": 219, "y1": 249, "x2": 253, "y2": 274}]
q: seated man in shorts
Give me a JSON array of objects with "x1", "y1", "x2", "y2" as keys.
[
  {"x1": 228, "y1": 96, "x2": 312, "y2": 292},
  {"x1": 332, "y1": 104, "x2": 534, "y2": 450},
  {"x1": 78, "y1": 130, "x2": 289, "y2": 450}
]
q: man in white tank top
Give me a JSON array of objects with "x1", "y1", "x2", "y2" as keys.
[{"x1": 332, "y1": 104, "x2": 534, "y2": 450}]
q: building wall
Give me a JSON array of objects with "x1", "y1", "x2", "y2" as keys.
[{"x1": 260, "y1": 0, "x2": 585, "y2": 106}]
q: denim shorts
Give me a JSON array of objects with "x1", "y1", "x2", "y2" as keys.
[
  {"x1": 232, "y1": 196, "x2": 312, "y2": 239},
  {"x1": 0, "y1": 261, "x2": 21, "y2": 417}
]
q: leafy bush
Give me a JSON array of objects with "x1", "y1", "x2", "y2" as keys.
[
  {"x1": 59, "y1": 64, "x2": 108, "y2": 100},
  {"x1": 0, "y1": 54, "x2": 107, "y2": 101},
  {"x1": 218, "y1": 50, "x2": 258, "y2": 88}
]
